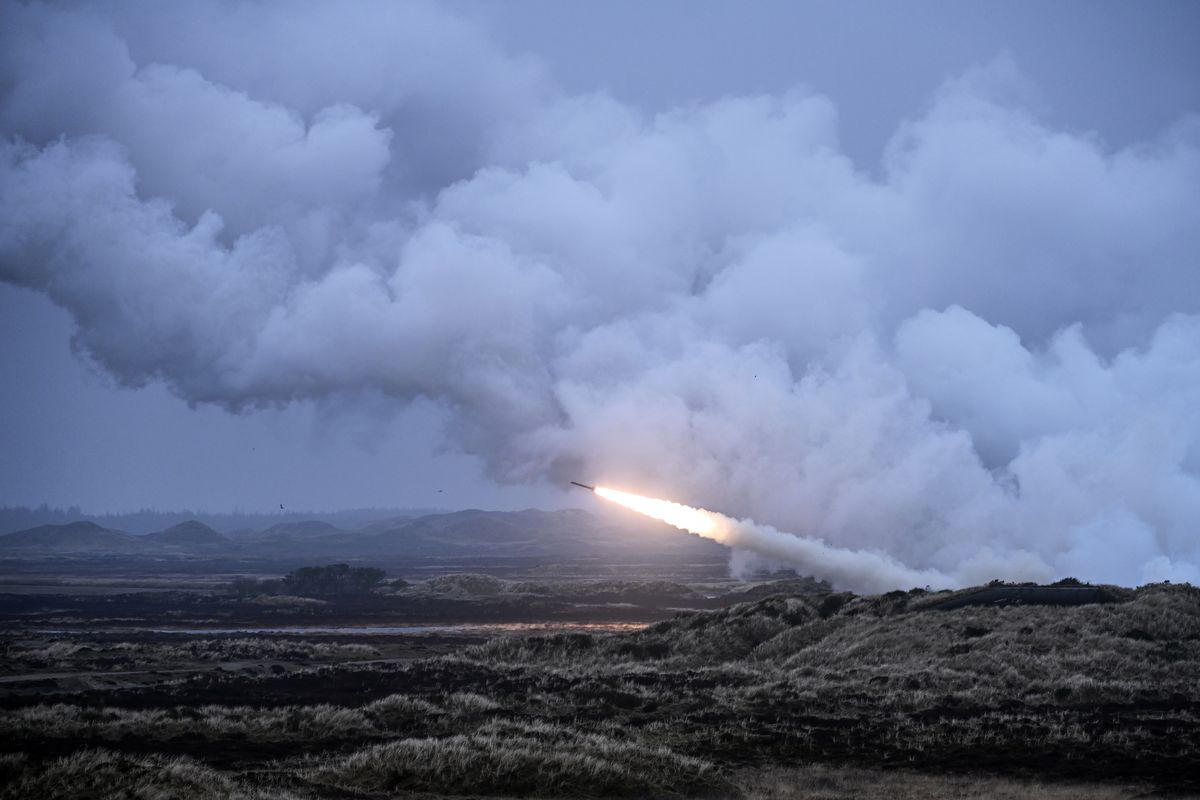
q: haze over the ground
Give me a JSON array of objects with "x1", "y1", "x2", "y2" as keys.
[{"x1": 2, "y1": 1, "x2": 1199, "y2": 587}]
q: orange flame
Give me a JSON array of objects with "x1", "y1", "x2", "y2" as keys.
[{"x1": 594, "y1": 485, "x2": 726, "y2": 539}]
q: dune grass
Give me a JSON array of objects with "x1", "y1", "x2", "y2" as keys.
[
  {"x1": 0, "y1": 749, "x2": 300, "y2": 800},
  {"x1": 310, "y1": 720, "x2": 729, "y2": 798},
  {"x1": 737, "y1": 765, "x2": 1171, "y2": 799},
  {"x1": 1, "y1": 582, "x2": 1195, "y2": 797}
]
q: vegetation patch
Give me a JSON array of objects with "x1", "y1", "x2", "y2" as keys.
[
  {"x1": 0, "y1": 749, "x2": 300, "y2": 800},
  {"x1": 2, "y1": 581, "x2": 1196, "y2": 796},
  {"x1": 737, "y1": 765, "x2": 1152, "y2": 799},
  {"x1": 311, "y1": 721, "x2": 729, "y2": 797}
]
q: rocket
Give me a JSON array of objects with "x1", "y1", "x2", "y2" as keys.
[{"x1": 569, "y1": 481, "x2": 595, "y2": 491}]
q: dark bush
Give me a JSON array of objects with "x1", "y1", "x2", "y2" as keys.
[
  {"x1": 817, "y1": 593, "x2": 850, "y2": 619},
  {"x1": 282, "y1": 564, "x2": 386, "y2": 598},
  {"x1": 615, "y1": 640, "x2": 670, "y2": 660}
]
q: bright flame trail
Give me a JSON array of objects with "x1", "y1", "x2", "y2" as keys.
[
  {"x1": 594, "y1": 486, "x2": 722, "y2": 536},
  {"x1": 593, "y1": 485, "x2": 959, "y2": 593}
]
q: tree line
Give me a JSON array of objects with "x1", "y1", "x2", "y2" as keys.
[{"x1": 231, "y1": 563, "x2": 388, "y2": 598}]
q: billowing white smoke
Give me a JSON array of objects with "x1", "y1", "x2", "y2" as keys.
[
  {"x1": 594, "y1": 486, "x2": 958, "y2": 593},
  {"x1": 2, "y1": 2, "x2": 1199, "y2": 589}
]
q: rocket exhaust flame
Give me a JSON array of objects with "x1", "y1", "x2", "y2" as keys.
[
  {"x1": 592, "y1": 485, "x2": 959, "y2": 593},
  {"x1": 594, "y1": 486, "x2": 722, "y2": 536}
]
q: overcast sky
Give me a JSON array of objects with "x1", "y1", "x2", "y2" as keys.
[{"x1": 2, "y1": 0, "x2": 1198, "y2": 554}]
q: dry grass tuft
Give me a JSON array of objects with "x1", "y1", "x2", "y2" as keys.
[
  {"x1": 738, "y1": 765, "x2": 1178, "y2": 799},
  {"x1": 312, "y1": 721, "x2": 729, "y2": 797},
  {"x1": 0, "y1": 749, "x2": 301, "y2": 800}
]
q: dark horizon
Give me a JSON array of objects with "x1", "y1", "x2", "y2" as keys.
[{"x1": 0, "y1": 502, "x2": 552, "y2": 536}]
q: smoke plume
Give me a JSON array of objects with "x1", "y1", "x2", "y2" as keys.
[
  {"x1": 595, "y1": 486, "x2": 957, "y2": 593},
  {"x1": 2, "y1": 2, "x2": 1199, "y2": 590}
]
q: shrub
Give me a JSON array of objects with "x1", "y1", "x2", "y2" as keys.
[
  {"x1": 312, "y1": 724, "x2": 729, "y2": 797},
  {"x1": 0, "y1": 749, "x2": 301, "y2": 800},
  {"x1": 444, "y1": 692, "x2": 501, "y2": 714},
  {"x1": 281, "y1": 564, "x2": 385, "y2": 598},
  {"x1": 818, "y1": 593, "x2": 851, "y2": 618},
  {"x1": 421, "y1": 573, "x2": 507, "y2": 597}
]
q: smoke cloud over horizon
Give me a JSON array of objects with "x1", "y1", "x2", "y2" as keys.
[
  {"x1": 2, "y1": 1, "x2": 1199, "y2": 589},
  {"x1": 595, "y1": 485, "x2": 958, "y2": 593}
]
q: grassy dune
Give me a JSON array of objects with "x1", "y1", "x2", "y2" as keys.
[{"x1": 1, "y1": 581, "x2": 1196, "y2": 797}]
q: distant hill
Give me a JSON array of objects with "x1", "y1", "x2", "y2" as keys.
[
  {"x1": 0, "y1": 521, "x2": 152, "y2": 554},
  {"x1": 354, "y1": 515, "x2": 415, "y2": 534},
  {"x1": 0, "y1": 506, "x2": 442, "y2": 536},
  {"x1": 252, "y1": 520, "x2": 346, "y2": 541},
  {"x1": 362, "y1": 508, "x2": 577, "y2": 555},
  {"x1": 0, "y1": 508, "x2": 726, "y2": 563},
  {"x1": 140, "y1": 521, "x2": 229, "y2": 548},
  {"x1": 358, "y1": 508, "x2": 725, "y2": 560}
]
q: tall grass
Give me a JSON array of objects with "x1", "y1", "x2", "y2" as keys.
[
  {"x1": 469, "y1": 582, "x2": 1200, "y2": 710},
  {"x1": 1, "y1": 637, "x2": 378, "y2": 674},
  {"x1": 0, "y1": 749, "x2": 301, "y2": 800},
  {"x1": 737, "y1": 765, "x2": 1152, "y2": 799},
  {"x1": 2, "y1": 582, "x2": 1195, "y2": 797},
  {"x1": 0, "y1": 694, "x2": 441, "y2": 742},
  {"x1": 311, "y1": 721, "x2": 729, "y2": 797}
]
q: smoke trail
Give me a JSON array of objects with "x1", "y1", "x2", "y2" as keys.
[
  {"x1": 597, "y1": 486, "x2": 956, "y2": 592},
  {"x1": 2, "y1": 3, "x2": 1199, "y2": 588}
]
